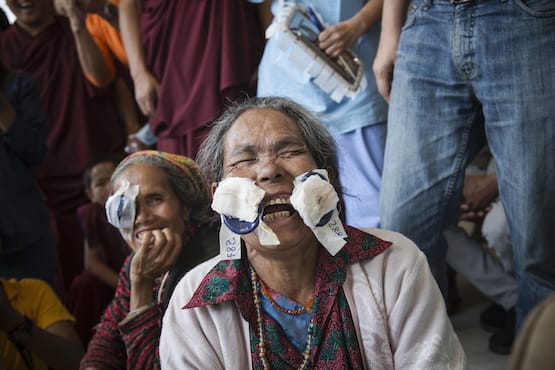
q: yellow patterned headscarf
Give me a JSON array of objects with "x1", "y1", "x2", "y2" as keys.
[{"x1": 117, "y1": 150, "x2": 211, "y2": 203}]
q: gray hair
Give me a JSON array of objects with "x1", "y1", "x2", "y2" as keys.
[
  {"x1": 111, "y1": 154, "x2": 214, "y2": 226},
  {"x1": 197, "y1": 96, "x2": 339, "y2": 183}
]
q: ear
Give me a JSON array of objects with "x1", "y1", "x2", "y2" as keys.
[{"x1": 211, "y1": 182, "x2": 218, "y2": 196}]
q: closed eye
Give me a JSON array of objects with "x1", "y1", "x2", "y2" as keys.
[
  {"x1": 230, "y1": 157, "x2": 257, "y2": 168},
  {"x1": 277, "y1": 146, "x2": 309, "y2": 158},
  {"x1": 146, "y1": 194, "x2": 164, "y2": 206}
]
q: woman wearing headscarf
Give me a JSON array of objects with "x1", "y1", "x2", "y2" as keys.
[
  {"x1": 80, "y1": 150, "x2": 218, "y2": 370},
  {"x1": 160, "y1": 97, "x2": 466, "y2": 369}
]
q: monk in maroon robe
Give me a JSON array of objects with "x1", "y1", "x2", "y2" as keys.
[
  {"x1": 119, "y1": 0, "x2": 264, "y2": 158},
  {"x1": 1, "y1": 0, "x2": 126, "y2": 294}
]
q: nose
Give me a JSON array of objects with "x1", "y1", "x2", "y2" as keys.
[
  {"x1": 255, "y1": 155, "x2": 284, "y2": 184},
  {"x1": 133, "y1": 201, "x2": 150, "y2": 225}
]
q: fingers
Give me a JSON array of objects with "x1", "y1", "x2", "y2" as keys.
[
  {"x1": 372, "y1": 56, "x2": 393, "y2": 102},
  {"x1": 55, "y1": 0, "x2": 85, "y2": 26},
  {"x1": 318, "y1": 26, "x2": 349, "y2": 58},
  {"x1": 162, "y1": 228, "x2": 183, "y2": 266},
  {"x1": 138, "y1": 93, "x2": 156, "y2": 118},
  {"x1": 135, "y1": 72, "x2": 160, "y2": 118},
  {"x1": 131, "y1": 228, "x2": 182, "y2": 279},
  {"x1": 373, "y1": 40, "x2": 398, "y2": 103},
  {"x1": 125, "y1": 135, "x2": 149, "y2": 154}
]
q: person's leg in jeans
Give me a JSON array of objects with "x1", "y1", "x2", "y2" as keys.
[
  {"x1": 469, "y1": 0, "x2": 555, "y2": 329},
  {"x1": 380, "y1": 0, "x2": 483, "y2": 297}
]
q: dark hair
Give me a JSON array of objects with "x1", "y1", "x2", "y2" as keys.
[
  {"x1": 197, "y1": 96, "x2": 339, "y2": 182},
  {"x1": 83, "y1": 154, "x2": 123, "y2": 191},
  {"x1": 196, "y1": 96, "x2": 345, "y2": 220}
]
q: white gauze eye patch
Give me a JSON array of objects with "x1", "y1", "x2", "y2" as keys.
[
  {"x1": 105, "y1": 179, "x2": 139, "y2": 241},
  {"x1": 290, "y1": 169, "x2": 347, "y2": 255}
]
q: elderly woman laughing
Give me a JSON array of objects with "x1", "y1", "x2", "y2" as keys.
[{"x1": 160, "y1": 97, "x2": 466, "y2": 369}]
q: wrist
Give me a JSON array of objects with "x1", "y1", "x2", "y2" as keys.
[
  {"x1": 130, "y1": 63, "x2": 151, "y2": 82},
  {"x1": 130, "y1": 273, "x2": 154, "y2": 288},
  {"x1": 7, "y1": 315, "x2": 34, "y2": 346},
  {"x1": 70, "y1": 18, "x2": 87, "y2": 33},
  {"x1": 129, "y1": 279, "x2": 155, "y2": 310}
]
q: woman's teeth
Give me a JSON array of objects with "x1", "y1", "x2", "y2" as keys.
[
  {"x1": 264, "y1": 197, "x2": 290, "y2": 206},
  {"x1": 262, "y1": 210, "x2": 292, "y2": 223}
]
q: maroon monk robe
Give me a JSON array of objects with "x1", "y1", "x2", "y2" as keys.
[
  {"x1": 68, "y1": 202, "x2": 129, "y2": 347},
  {"x1": 140, "y1": 0, "x2": 264, "y2": 158},
  {"x1": 1, "y1": 16, "x2": 126, "y2": 294}
]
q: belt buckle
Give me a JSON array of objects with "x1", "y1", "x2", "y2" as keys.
[{"x1": 449, "y1": 0, "x2": 472, "y2": 3}]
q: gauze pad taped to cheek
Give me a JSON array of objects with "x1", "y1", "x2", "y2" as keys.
[
  {"x1": 290, "y1": 169, "x2": 338, "y2": 227},
  {"x1": 290, "y1": 169, "x2": 347, "y2": 255},
  {"x1": 212, "y1": 177, "x2": 265, "y2": 223},
  {"x1": 105, "y1": 179, "x2": 139, "y2": 241},
  {"x1": 212, "y1": 177, "x2": 280, "y2": 255},
  {"x1": 212, "y1": 177, "x2": 265, "y2": 235}
]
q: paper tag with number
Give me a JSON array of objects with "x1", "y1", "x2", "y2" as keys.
[
  {"x1": 219, "y1": 225, "x2": 242, "y2": 260},
  {"x1": 312, "y1": 211, "x2": 347, "y2": 256}
]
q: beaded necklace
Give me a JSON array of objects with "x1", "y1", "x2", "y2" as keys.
[
  {"x1": 249, "y1": 265, "x2": 314, "y2": 370},
  {"x1": 258, "y1": 278, "x2": 314, "y2": 315}
]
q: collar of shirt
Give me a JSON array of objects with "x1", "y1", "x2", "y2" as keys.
[{"x1": 183, "y1": 226, "x2": 392, "y2": 310}]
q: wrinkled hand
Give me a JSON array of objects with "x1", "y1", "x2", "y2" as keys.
[
  {"x1": 54, "y1": 0, "x2": 86, "y2": 32},
  {"x1": 133, "y1": 71, "x2": 160, "y2": 119},
  {"x1": 0, "y1": 283, "x2": 21, "y2": 332},
  {"x1": 318, "y1": 19, "x2": 361, "y2": 58},
  {"x1": 459, "y1": 173, "x2": 498, "y2": 221},
  {"x1": 130, "y1": 228, "x2": 182, "y2": 284},
  {"x1": 125, "y1": 134, "x2": 150, "y2": 154}
]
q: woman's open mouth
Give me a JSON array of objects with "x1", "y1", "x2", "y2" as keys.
[{"x1": 261, "y1": 197, "x2": 297, "y2": 224}]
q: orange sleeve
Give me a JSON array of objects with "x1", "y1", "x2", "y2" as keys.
[
  {"x1": 84, "y1": 14, "x2": 117, "y2": 87},
  {"x1": 104, "y1": 23, "x2": 129, "y2": 67}
]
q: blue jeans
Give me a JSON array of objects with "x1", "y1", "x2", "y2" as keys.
[{"x1": 381, "y1": 0, "x2": 555, "y2": 328}]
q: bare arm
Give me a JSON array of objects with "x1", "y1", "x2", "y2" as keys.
[
  {"x1": 119, "y1": 0, "x2": 160, "y2": 118},
  {"x1": 27, "y1": 320, "x2": 84, "y2": 370},
  {"x1": 84, "y1": 240, "x2": 119, "y2": 289},
  {"x1": 318, "y1": 0, "x2": 384, "y2": 58},
  {"x1": 55, "y1": 0, "x2": 114, "y2": 86},
  {"x1": 372, "y1": 0, "x2": 410, "y2": 102},
  {"x1": 114, "y1": 77, "x2": 141, "y2": 135},
  {"x1": 0, "y1": 284, "x2": 84, "y2": 370}
]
